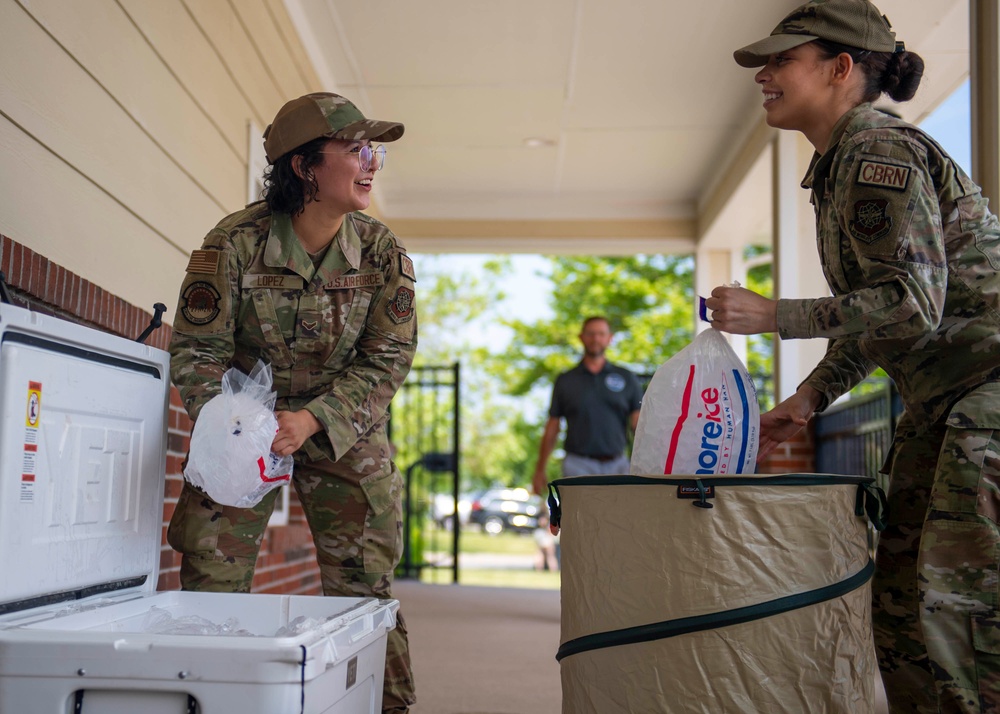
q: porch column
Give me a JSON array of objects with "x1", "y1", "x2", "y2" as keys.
[
  {"x1": 971, "y1": 0, "x2": 1000, "y2": 207},
  {"x1": 771, "y1": 131, "x2": 828, "y2": 402}
]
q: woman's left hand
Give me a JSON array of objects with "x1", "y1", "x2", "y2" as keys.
[
  {"x1": 705, "y1": 286, "x2": 778, "y2": 335},
  {"x1": 272, "y1": 410, "x2": 323, "y2": 456}
]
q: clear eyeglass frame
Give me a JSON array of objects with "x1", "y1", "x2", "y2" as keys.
[{"x1": 319, "y1": 144, "x2": 386, "y2": 172}]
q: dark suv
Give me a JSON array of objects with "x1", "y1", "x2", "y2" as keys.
[{"x1": 468, "y1": 487, "x2": 542, "y2": 535}]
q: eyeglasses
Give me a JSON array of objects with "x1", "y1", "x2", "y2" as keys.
[{"x1": 319, "y1": 144, "x2": 387, "y2": 172}]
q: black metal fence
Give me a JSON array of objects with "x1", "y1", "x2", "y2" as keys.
[
  {"x1": 388, "y1": 363, "x2": 461, "y2": 582},
  {"x1": 813, "y1": 380, "x2": 902, "y2": 492}
]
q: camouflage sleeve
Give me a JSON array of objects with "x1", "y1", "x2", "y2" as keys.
[
  {"x1": 303, "y1": 244, "x2": 417, "y2": 460},
  {"x1": 168, "y1": 230, "x2": 239, "y2": 421},
  {"x1": 777, "y1": 136, "x2": 947, "y2": 341},
  {"x1": 800, "y1": 338, "x2": 878, "y2": 412}
]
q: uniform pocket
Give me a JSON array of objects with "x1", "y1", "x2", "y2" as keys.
[
  {"x1": 360, "y1": 465, "x2": 404, "y2": 573},
  {"x1": 167, "y1": 482, "x2": 222, "y2": 557},
  {"x1": 937, "y1": 384, "x2": 1000, "y2": 522}
]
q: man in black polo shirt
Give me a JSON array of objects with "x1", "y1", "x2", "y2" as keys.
[{"x1": 532, "y1": 316, "x2": 643, "y2": 495}]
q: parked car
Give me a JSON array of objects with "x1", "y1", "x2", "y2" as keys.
[
  {"x1": 468, "y1": 487, "x2": 543, "y2": 535},
  {"x1": 431, "y1": 492, "x2": 472, "y2": 530}
]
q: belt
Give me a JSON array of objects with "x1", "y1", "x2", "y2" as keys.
[{"x1": 571, "y1": 453, "x2": 622, "y2": 463}]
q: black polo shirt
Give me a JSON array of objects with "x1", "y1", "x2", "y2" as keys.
[{"x1": 549, "y1": 361, "x2": 643, "y2": 458}]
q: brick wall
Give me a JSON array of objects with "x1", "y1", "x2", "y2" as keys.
[
  {"x1": 0, "y1": 234, "x2": 321, "y2": 595},
  {"x1": 756, "y1": 427, "x2": 815, "y2": 474}
]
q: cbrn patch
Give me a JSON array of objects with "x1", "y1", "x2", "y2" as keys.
[{"x1": 856, "y1": 160, "x2": 910, "y2": 191}]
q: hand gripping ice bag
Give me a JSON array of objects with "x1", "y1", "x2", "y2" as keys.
[
  {"x1": 631, "y1": 329, "x2": 759, "y2": 475},
  {"x1": 184, "y1": 360, "x2": 293, "y2": 507}
]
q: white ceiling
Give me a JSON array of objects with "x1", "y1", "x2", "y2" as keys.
[{"x1": 285, "y1": 0, "x2": 969, "y2": 251}]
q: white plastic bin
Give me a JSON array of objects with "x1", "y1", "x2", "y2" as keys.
[{"x1": 0, "y1": 303, "x2": 396, "y2": 714}]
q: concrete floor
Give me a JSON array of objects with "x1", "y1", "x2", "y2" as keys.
[{"x1": 394, "y1": 580, "x2": 890, "y2": 714}]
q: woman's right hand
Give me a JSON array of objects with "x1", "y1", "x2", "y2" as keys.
[{"x1": 758, "y1": 386, "x2": 823, "y2": 460}]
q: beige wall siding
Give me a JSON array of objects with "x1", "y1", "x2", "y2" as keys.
[{"x1": 0, "y1": 0, "x2": 319, "y2": 318}]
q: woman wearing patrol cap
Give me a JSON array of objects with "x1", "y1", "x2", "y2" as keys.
[
  {"x1": 705, "y1": 1, "x2": 1000, "y2": 711},
  {"x1": 167, "y1": 92, "x2": 416, "y2": 713}
]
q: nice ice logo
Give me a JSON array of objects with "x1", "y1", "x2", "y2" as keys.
[{"x1": 694, "y1": 386, "x2": 735, "y2": 474}]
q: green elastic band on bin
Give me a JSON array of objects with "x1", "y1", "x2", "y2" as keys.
[{"x1": 556, "y1": 559, "x2": 875, "y2": 662}]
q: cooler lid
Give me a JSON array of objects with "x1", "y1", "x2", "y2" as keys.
[{"x1": 0, "y1": 303, "x2": 170, "y2": 614}]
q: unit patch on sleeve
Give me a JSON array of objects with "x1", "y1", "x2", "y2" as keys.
[
  {"x1": 856, "y1": 160, "x2": 910, "y2": 191},
  {"x1": 185, "y1": 250, "x2": 221, "y2": 275},
  {"x1": 850, "y1": 199, "x2": 893, "y2": 244},
  {"x1": 386, "y1": 286, "x2": 415, "y2": 324},
  {"x1": 399, "y1": 253, "x2": 416, "y2": 281},
  {"x1": 180, "y1": 281, "x2": 222, "y2": 325}
]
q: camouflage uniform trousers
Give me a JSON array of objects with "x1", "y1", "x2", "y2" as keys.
[
  {"x1": 168, "y1": 449, "x2": 416, "y2": 713},
  {"x1": 873, "y1": 383, "x2": 1000, "y2": 713}
]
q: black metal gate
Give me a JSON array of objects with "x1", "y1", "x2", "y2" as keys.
[
  {"x1": 388, "y1": 363, "x2": 461, "y2": 582},
  {"x1": 814, "y1": 380, "x2": 902, "y2": 493}
]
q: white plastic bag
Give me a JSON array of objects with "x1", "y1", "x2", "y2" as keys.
[
  {"x1": 631, "y1": 329, "x2": 759, "y2": 475},
  {"x1": 184, "y1": 360, "x2": 293, "y2": 508}
]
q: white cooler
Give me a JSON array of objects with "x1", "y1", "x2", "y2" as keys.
[{"x1": 0, "y1": 302, "x2": 397, "y2": 714}]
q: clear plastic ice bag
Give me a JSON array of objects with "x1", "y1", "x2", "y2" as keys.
[
  {"x1": 184, "y1": 360, "x2": 293, "y2": 508},
  {"x1": 630, "y1": 329, "x2": 759, "y2": 475}
]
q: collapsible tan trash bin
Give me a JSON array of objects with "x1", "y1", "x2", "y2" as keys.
[{"x1": 549, "y1": 474, "x2": 886, "y2": 714}]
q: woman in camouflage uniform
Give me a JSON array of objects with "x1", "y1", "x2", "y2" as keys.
[
  {"x1": 706, "y1": 1, "x2": 1000, "y2": 712},
  {"x1": 167, "y1": 92, "x2": 417, "y2": 713}
]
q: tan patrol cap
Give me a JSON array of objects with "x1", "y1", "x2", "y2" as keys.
[
  {"x1": 734, "y1": 0, "x2": 899, "y2": 68},
  {"x1": 262, "y1": 92, "x2": 404, "y2": 163}
]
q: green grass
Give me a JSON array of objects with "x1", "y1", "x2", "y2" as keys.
[
  {"x1": 416, "y1": 526, "x2": 561, "y2": 590},
  {"x1": 420, "y1": 567, "x2": 561, "y2": 590}
]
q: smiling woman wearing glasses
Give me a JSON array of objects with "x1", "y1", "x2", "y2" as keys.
[{"x1": 167, "y1": 92, "x2": 417, "y2": 714}]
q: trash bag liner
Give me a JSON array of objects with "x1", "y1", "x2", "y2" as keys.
[{"x1": 550, "y1": 473, "x2": 886, "y2": 714}]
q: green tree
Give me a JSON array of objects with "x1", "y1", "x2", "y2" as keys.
[{"x1": 489, "y1": 255, "x2": 697, "y2": 485}]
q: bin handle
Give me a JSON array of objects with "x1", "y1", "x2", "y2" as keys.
[{"x1": 855, "y1": 482, "x2": 888, "y2": 531}]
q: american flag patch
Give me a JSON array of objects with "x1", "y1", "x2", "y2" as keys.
[{"x1": 186, "y1": 250, "x2": 221, "y2": 275}]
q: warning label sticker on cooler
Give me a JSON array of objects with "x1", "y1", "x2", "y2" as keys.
[{"x1": 21, "y1": 381, "x2": 41, "y2": 503}]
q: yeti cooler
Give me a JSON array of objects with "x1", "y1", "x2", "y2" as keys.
[
  {"x1": 549, "y1": 473, "x2": 886, "y2": 714},
  {"x1": 0, "y1": 302, "x2": 397, "y2": 714}
]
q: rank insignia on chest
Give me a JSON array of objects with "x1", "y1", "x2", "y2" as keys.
[
  {"x1": 386, "y1": 286, "x2": 415, "y2": 324},
  {"x1": 180, "y1": 281, "x2": 222, "y2": 325},
  {"x1": 850, "y1": 199, "x2": 893, "y2": 244}
]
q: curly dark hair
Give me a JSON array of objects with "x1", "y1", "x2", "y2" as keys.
[
  {"x1": 261, "y1": 137, "x2": 329, "y2": 216},
  {"x1": 814, "y1": 39, "x2": 925, "y2": 105}
]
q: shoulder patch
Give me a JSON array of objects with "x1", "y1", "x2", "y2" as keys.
[
  {"x1": 386, "y1": 286, "x2": 415, "y2": 324},
  {"x1": 186, "y1": 250, "x2": 221, "y2": 275},
  {"x1": 850, "y1": 199, "x2": 893, "y2": 244},
  {"x1": 857, "y1": 160, "x2": 910, "y2": 191},
  {"x1": 400, "y1": 253, "x2": 416, "y2": 281},
  {"x1": 180, "y1": 281, "x2": 222, "y2": 325}
]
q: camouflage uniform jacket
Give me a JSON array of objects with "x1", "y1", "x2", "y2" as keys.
[
  {"x1": 169, "y1": 202, "x2": 417, "y2": 480},
  {"x1": 777, "y1": 103, "x2": 1000, "y2": 426}
]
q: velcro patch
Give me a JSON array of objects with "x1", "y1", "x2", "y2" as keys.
[
  {"x1": 180, "y1": 281, "x2": 222, "y2": 325},
  {"x1": 851, "y1": 199, "x2": 893, "y2": 244},
  {"x1": 325, "y1": 271, "x2": 385, "y2": 290},
  {"x1": 186, "y1": 250, "x2": 221, "y2": 275},
  {"x1": 399, "y1": 253, "x2": 416, "y2": 281},
  {"x1": 242, "y1": 274, "x2": 305, "y2": 290},
  {"x1": 386, "y1": 286, "x2": 415, "y2": 324},
  {"x1": 857, "y1": 160, "x2": 910, "y2": 191}
]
